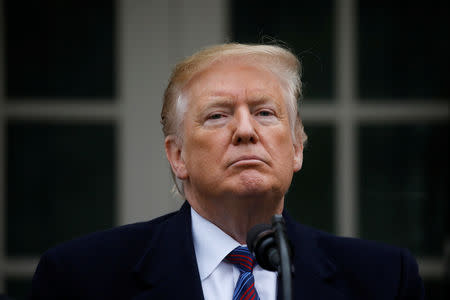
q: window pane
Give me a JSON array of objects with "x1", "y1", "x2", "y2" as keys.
[
  {"x1": 286, "y1": 125, "x2": 335, "y2": 233},
  {"x1": 358, "y1": 0, "x2": 450, "y2": 99},
  {"x1": 6, "y1": 121, "x2": 116, "y2": 256},
  {"x1": 6, "y1": 278, "x2": 31, "y2": 300},
  {"x1": 4, "y1": 0, "x2": 116, "y2": 99},
  {"x1": 231, "y1": 0, "x2": 334, "y2": 99},
  {"x1": 359, "y1": 124, "x2": 449, "y2": 256},
  {"x1": 424, "y1": 278, "x2": 449, "y2": 300}
]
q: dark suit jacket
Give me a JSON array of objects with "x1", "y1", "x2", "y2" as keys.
[{"x1": 31, "y1": 201, "x2": 424, "y2": 299}]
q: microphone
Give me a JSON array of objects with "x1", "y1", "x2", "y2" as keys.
[
  {"x1": 246, "y1": 215, "x2": 293, "y2": 300},
  {"x1": 246, "y1": 224, "x2": 279, "y2": 271}
]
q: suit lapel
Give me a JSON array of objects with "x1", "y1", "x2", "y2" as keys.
[
  {"x1": 278, "y1": 213, "x2": 350, "y2": 300},
  {"x1": 132, "y1": 202, "x2": 204, "y2": 300}
]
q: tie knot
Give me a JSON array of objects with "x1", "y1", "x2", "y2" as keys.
[{"x1": 225, "y1": 246, "x2": 256, "y2": 273}]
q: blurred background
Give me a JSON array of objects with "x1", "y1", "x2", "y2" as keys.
[{"x1": 0, "y1": 0, "x2": 448, "y2": 298}]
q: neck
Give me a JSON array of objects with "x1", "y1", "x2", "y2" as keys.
[{"x1": 186, "y1": 193, "x2": 284, "y2": 244}]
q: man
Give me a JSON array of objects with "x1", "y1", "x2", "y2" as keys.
[{"x1": 31, "y1": 43, "x2": 424, "y2": 299}]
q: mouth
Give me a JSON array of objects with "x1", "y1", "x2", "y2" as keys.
[{"x1": 228, "y1": 155, "x2": 267, "y2": 167}]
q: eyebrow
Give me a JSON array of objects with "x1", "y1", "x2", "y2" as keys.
[
  {"x1": 200, "y1": 96, "x2": 235, "y2": 110},
  {"x1": 199, "y1": 93, "x2": 282, "y2": 111}
]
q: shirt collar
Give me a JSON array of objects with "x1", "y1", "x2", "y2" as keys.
[{"x1": 191, "y1": 207, "x2": 241, "y2": 280}]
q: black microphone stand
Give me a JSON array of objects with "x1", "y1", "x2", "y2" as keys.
[
  {"x1": 247, "y1": 215, "x2": 293, "y2": 300},
  {"x1": 272, "y1": 214, "x2": 292, "y2": 300}
]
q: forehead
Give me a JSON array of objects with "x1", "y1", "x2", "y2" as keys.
[{"x1": 183, "y1": 59, "x2": 286, "y2": 107}]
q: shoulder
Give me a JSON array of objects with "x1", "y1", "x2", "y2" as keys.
[
  {"x1": 322, "y1": 231, "x2": 424, "y2": 299},
  {"x1": 31, "y1": 210, "x2": 179, "y2": 298},
  {"x1": 287, "y1": 219, "x2": 406, "y2": 262},
  {"x1": 289, "y1": 219, "x2": 416, "y2": 268},
  {"x1": 43, "y1": 210, "x2": 178, "y2": 260},
  {"x1": 289, "y1": 221, "x2": 424, "y2": 299},
  {"x1": 317, "y1": 228, "x2": 406, "y2": 264}
]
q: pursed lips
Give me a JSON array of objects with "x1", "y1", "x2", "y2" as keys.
[{"x1": 228, "y1": 155, "x2": 268, "y2": 167}]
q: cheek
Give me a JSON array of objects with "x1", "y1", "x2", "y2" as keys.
[
  {"x1": 270, "y1": 131, "x2": 296, "y2": 165},
  {"x1": 185, "y1": 133, "x2": 228, "y2": 166},
  {"x1": 272, "y1": 128, "x2": 294, "y2": 151}
]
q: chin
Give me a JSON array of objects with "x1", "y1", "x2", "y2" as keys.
[
  {"x1": 230, "y1": 174, "x2": 279, "y2": 198},
  {"x1": 234, "y1": 186, "x2": 268, "y2": 198}
]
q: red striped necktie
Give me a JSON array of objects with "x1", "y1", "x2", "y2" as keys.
[{"x1": 225, "y1": 246, "x2": 261, "y2": 300}]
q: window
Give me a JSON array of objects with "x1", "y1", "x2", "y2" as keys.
[{"x1": 231, "y1": 0, "x2": 449, "y2": 298}]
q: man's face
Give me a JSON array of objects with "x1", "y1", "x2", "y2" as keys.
[{"x1": 168, "y1": 59, "x2": 303, "y2": 205}]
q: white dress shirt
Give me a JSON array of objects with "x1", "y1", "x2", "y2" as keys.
[{"x1": 191, "y1": 208, "x2": 277, "y2": 300}]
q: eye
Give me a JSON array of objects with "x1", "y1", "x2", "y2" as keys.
[
  {"x1": 256, "y1": 110, "x2": 274, "y2": 117},
  {"x1": 208, "y1": 113, "x2": 225, "y2": 120},
  {"x1": 204, "y1": 112, "x2": 229, "y2": 125}
]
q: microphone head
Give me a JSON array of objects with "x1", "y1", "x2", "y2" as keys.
[
  {"x1": 246, "y1": 223, "x2": 272, "y2": 253},
  {"x1": 246, "y1": 223, "x2": 279, "y2": 271}
]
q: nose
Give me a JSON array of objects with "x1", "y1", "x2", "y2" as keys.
[{"x1": 231, "y1": 109, "x2": 259, "y2": 145}]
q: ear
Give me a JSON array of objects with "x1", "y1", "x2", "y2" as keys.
[
  {"x1": 165, "y1": 136, "x2": 188, "y2": 180},
  {"x1": 293, "y1": 141, "x2": 303, "y2": 172}
]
